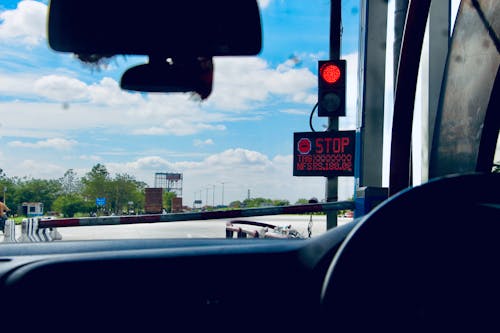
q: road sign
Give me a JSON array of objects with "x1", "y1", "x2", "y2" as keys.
[
  {"x1": 293, "y1": 131, "x2": 355, "y2": 177},
  {"x1": 96, "y1": 197, "x2": 106, "y2": 206}
]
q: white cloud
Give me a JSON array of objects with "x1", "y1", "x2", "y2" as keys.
[
  {"x1": 88, "y1": 77, "x2": 144, "y2": 106},
  {"x1": 0, "y1": 53, "x2": 322, "y2": 138},
  {"x1": 0, "y1": 0, "x2": 47, "y2": 46},
  {"x1": 108, "y1": 156, "x2": 174, "y2": 175},
  {"x1": 132, "y1": 127, "x2": 168, "y2": 136},
  {"x1": 162, "y1": 120, "x2": 226, "y2": 136},
  {"x1": 8, "y1": 138, "x2": 77, "y2": 150},
  {"x1": 209, "y1": 57, "x2": 316, "y2": 110},
  {"x1": 0, "y1": 144, "x2": 354, "y2": 206},
  {"x1": 105, "y1": 148, "x2": 354, "y2": 205},
  {"x1": 18, "y1": 159, "x2": 65, "y2": 178},
  {"x1": 193, "y1": 139, "x2": 214, "y2": 147},
  {"x1": 0, "y1": 72, "x2": 39, "y2": 97},
  {"x1": 34, "y1": 75, "x2": 89, "y2": 102}
]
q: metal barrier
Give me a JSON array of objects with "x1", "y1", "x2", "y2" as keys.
[
  {"x1": 37, "y1": 201, "x2": 355, "y2": 229},
  {"x1": 3, "y1": 201, "x2": 354, "y2": 242}
]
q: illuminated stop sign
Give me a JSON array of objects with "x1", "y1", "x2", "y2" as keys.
[
  {"x1": 317, "y1": 59, "x2": 346, "y2": 117},
  {"x1": 297, "y1": 138, "x2": 312, "y2": 154}
]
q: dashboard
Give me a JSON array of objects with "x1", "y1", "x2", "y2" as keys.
[{"x1": 0, "y1": 222, "x2": 356, "y2": 332}]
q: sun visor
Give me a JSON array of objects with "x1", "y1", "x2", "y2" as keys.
[{"x1": 48, "y1": 0, "x2": 262, "y2": 57}]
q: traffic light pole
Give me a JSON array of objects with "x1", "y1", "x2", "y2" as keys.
[{"x1": 326, "y1": 0, "x2": 341, "y2": 230}]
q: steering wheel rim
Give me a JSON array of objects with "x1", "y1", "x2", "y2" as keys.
[{"x1": 320, "y1": 173, "x2": 500, "y2": 332}]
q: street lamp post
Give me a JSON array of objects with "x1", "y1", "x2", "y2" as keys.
[
  {"x1": 212, "y1": 184, "x2": 215, "y2": 208},
  {"x1": 221, "y1": 182, "x2": 225, "y2": 206},
  {"x1": 205, "y1": 187, "x2": 210, "y2": 208}
]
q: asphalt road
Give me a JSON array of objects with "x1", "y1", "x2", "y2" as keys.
[{"x1": 1, "y1": 215, "x2": 354, "y2": 242}]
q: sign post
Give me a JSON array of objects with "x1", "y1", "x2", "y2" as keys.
[{"x1": 326, "y1": 0, "x2": 342, "y2": 230}]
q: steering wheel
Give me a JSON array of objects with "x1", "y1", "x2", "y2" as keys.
[{"x1": 320, "y1": 173, "x2": 500, "y2": 332}]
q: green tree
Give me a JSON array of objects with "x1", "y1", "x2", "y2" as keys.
[
  {"x1": 109, "y1": 174, "x2": 146, "y2": 214},
  {"x1": 272, "y1": 199, "x2": 290, "y2": 206},
  {"x1": 0, "y1": 171, "x2": 17, "y2": 209},
  {"x1": 243, "y1": 197, "x2": 273, "y2": 208},
  {"x1": 295, "y1": 198, "x2": 310, "y2": 205},
  {"x1": 59, "y1": 169, "x2": 82, "y2": 194},
  {"x1": 53, "y1": 194, "x2": 92, "y2": 217},
  {"x1": 163, "y1": 191, "x2": 177, "y2": 213},
  {"x1": 14, "y1": 178, "x2": 62, "y2": 212},
  {"x1": 229, "y1": 200, "x2": 242, "y2": 208},
  {"x1": 81, "y1": 163, "x2": 111, "y2": 208}
]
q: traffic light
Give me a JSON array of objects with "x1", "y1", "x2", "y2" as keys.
[{"x1": 317, "y1": 60, "x2": 346, "y2": 117}]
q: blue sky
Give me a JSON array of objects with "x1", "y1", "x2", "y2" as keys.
[
  {"x1": 1, "y1": 0, "x2": 364, "y2": 206},
  {"x1": 0, "y1": 0, "x2": 463, "y2": 206}
]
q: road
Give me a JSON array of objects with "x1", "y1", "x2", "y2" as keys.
[{"x1": 1, "y1": 215, "x2": 354, "y2": 242}]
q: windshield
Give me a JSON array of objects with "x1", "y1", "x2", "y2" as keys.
[
  {"x1": 1, "y1": 0, "x2": 354, "y2": 240},
  {"x1": 0, "y1": 0, "x2": 485, "y2": 242}
]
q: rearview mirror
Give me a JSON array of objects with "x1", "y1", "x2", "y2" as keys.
[
  {"x1": 120, "y1": 57, "x2": 213, "y2": 100},
  {"x1": 48, "y1": 0, "x2": 262, "y2": 57}
]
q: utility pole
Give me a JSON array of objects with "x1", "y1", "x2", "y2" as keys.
[
  {"x1": 220, "y1": 182, "x2": 225, "y2": 206},
  {"x1": 205, "y1": 187, "x2": 209, "y2": 207},
  {"x1": 212, "y1": 184, "x2": 215, "y2": 207},
  {"x1": 325, "y1": 0, "x2": 341, "y2": 230}
]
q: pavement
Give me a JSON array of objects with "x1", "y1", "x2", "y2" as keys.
[{"x1": 1, "y1": 215, "x2": 354, "y2": 242}]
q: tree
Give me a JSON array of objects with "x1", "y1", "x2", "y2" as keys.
[
  {"x1": 109, "y1": 173, "x2": 145, "y2": 214},
  {"x1": 0, "y1": 172, "x2": 17, "y2": 211},
  {"x1": 229, "y1": 200, "x2": 242, "y2": 208},
  {"x1": 59, "y1": 169, "x2": 82, "y2": 194},
  {"x1": 53, "y1": 194, "x2": 92, "y2": 217},
  {"x1": 163, "y1": 191, "x2": 177, "y2": 212},
  {"x1": 14, "y1": 178, "x2": 62, "y2": 212},
  {"x1": 81, "y1": 163, "x2": 111, "y2": 206},
  {"x1": 295, "y1": 198, "x2": 310, "y2": 205},
  {"x1": 243, "y1": 197, "x2": 273, "y2": 208},
  {"x1": 272, "y1": 199, "x2": 290, "y2": 206}
]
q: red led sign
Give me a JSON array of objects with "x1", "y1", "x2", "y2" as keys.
[{"x1": 293, "y1": 131, "x2": 355, "y2": 177}]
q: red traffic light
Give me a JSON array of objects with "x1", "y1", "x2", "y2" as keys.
[
  {"x1": 320, "y1": 63, "x2": 341, "y2": 84},
  {"x1": 318, "y1": 59, "x2": 346, "y2": 117}
]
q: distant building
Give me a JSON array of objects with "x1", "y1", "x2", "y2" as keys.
[{"x1": 22, "y1": 202, "x2": 44, "y2": 217}]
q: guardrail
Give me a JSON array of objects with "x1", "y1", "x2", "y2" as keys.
[
  {"x1": 2, "y1": 201, "x2": 354, "y2": 242},
  {"x1": 37, "y1": 201, "x2": 354, "y2": 229}
]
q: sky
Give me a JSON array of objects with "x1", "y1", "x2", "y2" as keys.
[{"x1": 0, "y1": 0, "x2": 463, "y2": 207}]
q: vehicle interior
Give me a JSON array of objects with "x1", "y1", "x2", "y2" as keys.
[{"x1": 1, "y1": 0, "x2": 499, "y2": 332}]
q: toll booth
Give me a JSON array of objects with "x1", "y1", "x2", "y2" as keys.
[{"x1": 22, "y1": 202, "x2": 44, "y2": 217}]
